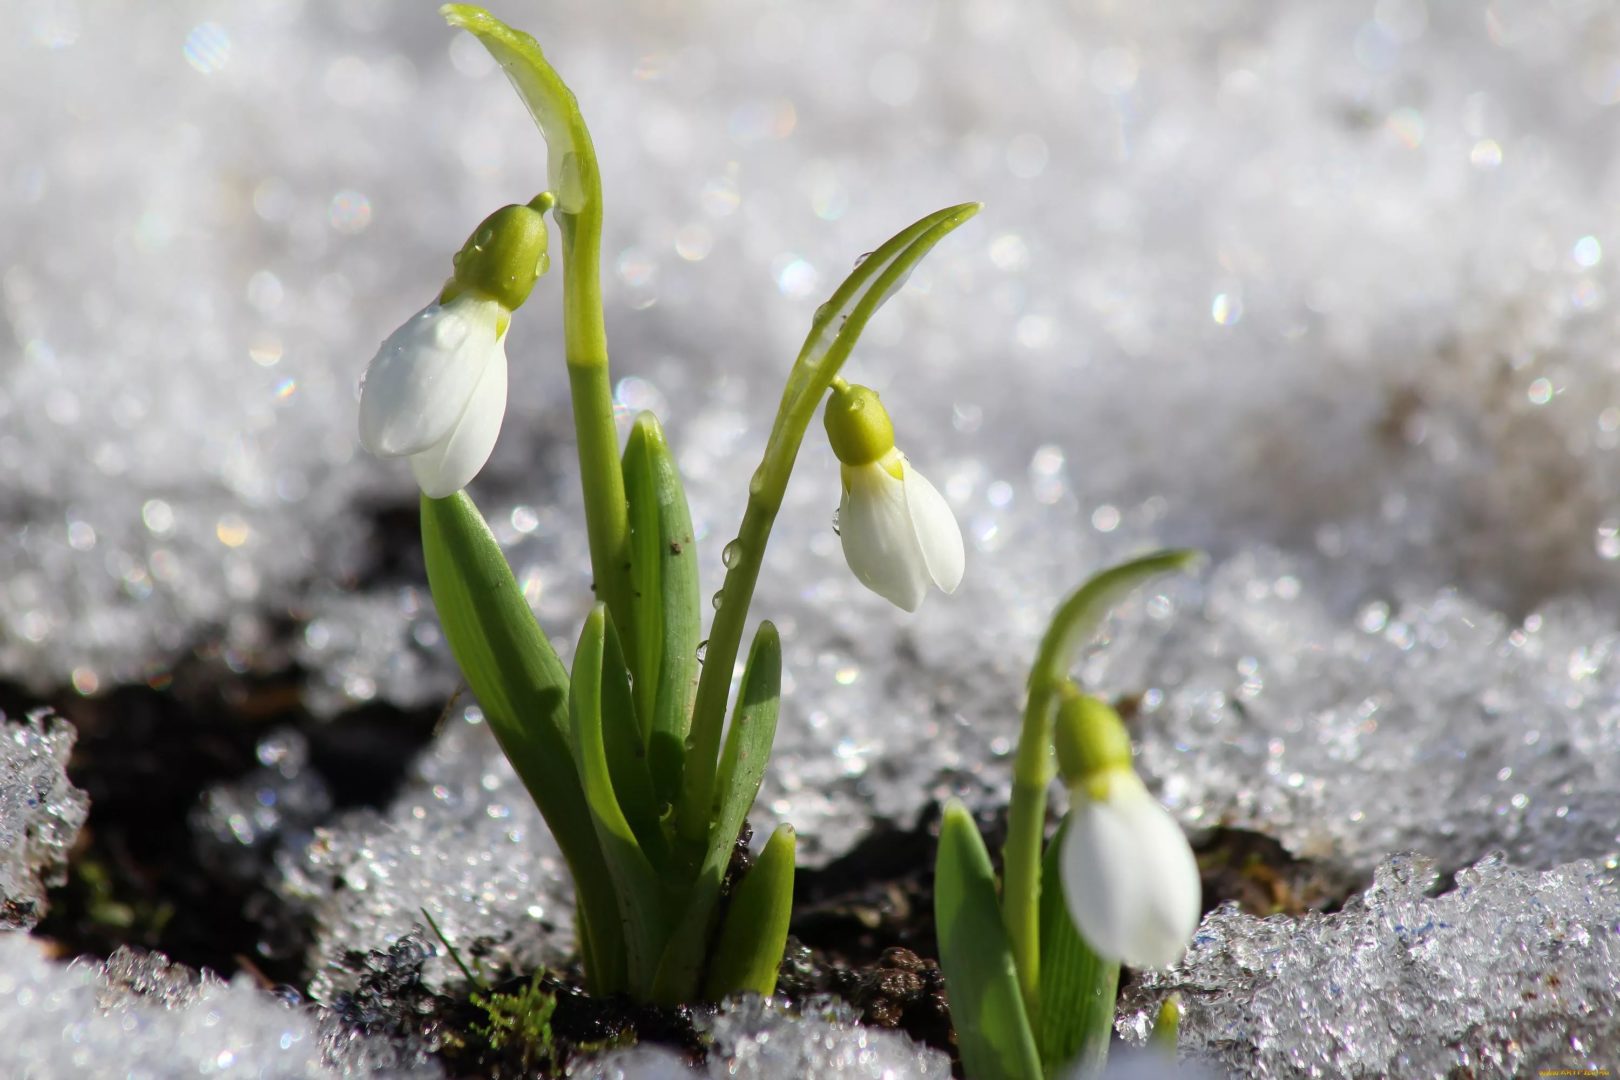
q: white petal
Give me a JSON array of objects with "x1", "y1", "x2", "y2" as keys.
[
  {"x1": 407, "y1": 340, "x2": 508, "y2": 498},
  {"x1": 839, "y1": 461, "x2": 930, "y2": 612},
  {"x1": 1061, "y1": 774, "x2": 1201, "y2": 969},
  {"x1": 900, "y1": 461, "x2": 964, "y2": 594},
  {"x1": 358, "y1": 295, "x2": 503, "y2": 457}
]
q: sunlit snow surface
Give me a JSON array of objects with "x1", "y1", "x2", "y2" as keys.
[
  {"x1": 9, "y1": 0, "x2": 1620, "y2": 1073},
  {"x1": 0, "y1": 712, "x2": 86, "y2": 930},
  {"x1": 0, "y1": 937, "x2": 441, "y2": 1079},
  {"x1": 1121, "y1": 853, "x2": 1620, "y2": 1077}
]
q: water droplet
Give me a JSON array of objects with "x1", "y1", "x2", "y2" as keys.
[
  {"x1": 476, "y1": 227, "x2": 494, "y2": 247},
  {"x1": 711, "y1": 590, "x2": 725, "y2": 610},
  {"x1": 695, "y1": 639, "x2": 709, "y2": 664},
  {"x1": 813, "y1": 300, "x2": 835, "y2": 323},
  {"x1": 721, "y1": 539, "x2": 743, "y2": 568},
  {"x1": 831, "y1": 506, "x2": 841, "y2": 536},
  {"x1": 853, "y1": 250, "x2": 874, "y2": 268},
  {"x1": 876, "y1": 265, "x2": 914, "y2": 306}
]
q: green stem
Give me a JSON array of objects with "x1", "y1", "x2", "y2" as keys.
[
  {"x1": 673, "y1": 203, "x2": 982, "y2": 847},
  {"x1": 1000, "y1": 549, "x2": 1201, "y2": 1019},
  {"x1": 673, "y1": 392, "x2": 813, "y2": 845},
  {"x1": 556, "y1": 143, "x2": 635, "y2": 663},
  {"x1": 1005, "y1": 680, "x2": 1058, "y2": 1017}
]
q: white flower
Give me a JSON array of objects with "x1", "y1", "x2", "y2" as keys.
[
  {"x1": 358, "y1": 293, "x2": 509, "y2": 499},
  {"x1": 1060, "y1": 769, "x2": 1201, "y2": 969},
  {"x1": 838, "y1": 447, "x2": 964, "y2": 612}
]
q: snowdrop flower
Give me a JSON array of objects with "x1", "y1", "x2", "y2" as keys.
[
  {"x1": 1055, "y1": 691, "x2": 1200, "y2": 969},
  {"x1": 359, "y1": 294, "x2": 510, "y2": 498},
  {"x1": 358, "y1": 199, "x2": 550, "y2": 498},
  {"x1": 823, "y1": 381, "x2": 964, "y2": 612}
]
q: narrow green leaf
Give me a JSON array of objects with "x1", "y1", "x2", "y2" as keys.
[
  {"x1": 622, "y1": 412, "x2": 700, "y2": 804},
  {"x1": 598, "y1": 609, "x2": 667, "y2": 869},
  {"x1": 703, "y1": 823, "x2": 796, "y2": 1000},
  {"x1": 419, "y1": 492, "x2": 626, "y2": 993},
  {"x1": 935, "y1": 801, "x2": 1042, "y2": 1080},
  {"x1": 653, "y1": 621, "x2": 781, "y2": 1002},
  {"x1": 570, "y1": 604, "x2": 669, "y2": 996},
  {"x1": 1036, "y1": 820, "x2": 1118, "y2": 1079},
  {"x1": 711, "y1": 622, "x2": 782, "y2": 834}
]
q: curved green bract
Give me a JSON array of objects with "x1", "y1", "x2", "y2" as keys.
[
  {"x1": 441, "y1": 4, "x2": 590, "y2": 214},
  {"x1": 1029, "y1": 549, "x2": 1202, "y2": 696},
  {"x1": 418, "y1": 492, "x2": 625, "y2": 992},
  {"x1": 936, "y1": 801, "x2": 1042, "y2": 1080},
  {"x1": 677, "y1": 203, "x2": 981, "y2": 845}
]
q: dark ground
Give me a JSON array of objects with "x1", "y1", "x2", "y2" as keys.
[{"x1": 15, "y1": 656, "x2": 1354, "y2": 1078}]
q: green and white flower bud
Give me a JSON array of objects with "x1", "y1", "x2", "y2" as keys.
[
  {"x1": 1053, "y1": 687, "x2": 1135, "y2": 799},
  {"x1": 824, "y1": 383, "x2": 963, "y2": 612},
  {"x1": 1055, "y1": 689, "x2": 1201, "y2": 969},
  {"x1": 358, "y1": 197, "x2": 552, "y2": 498},
  {"x1": 440, "y1": 196, "x2": 552, "y2": 311},
  {"x1": 823, "y1": 382, "x2": 896, "y2": 468}
]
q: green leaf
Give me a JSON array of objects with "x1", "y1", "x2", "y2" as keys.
[
  {"x1": 597, "y1": 608, "x2": 668, "y2": 870},
  {"x1": 419, "y1": 492, "x2": 625, "y2": 993},
  {"x1": 703, "y1": 823, "x2": 796, "y2": 1000},
  {"x1": 654, "y1": 621, "x2": 781, "y2": 1002},
  {"x1": 570, "y1": 604, "x2": 669, "y2": 996},
  {"x1": 935, "y1": 801, "x2": 1042, "y2": 1080},
  {"x1": 1036, "y1": 820, "x2": 1118, "y2": 1079},
  {"x1": 622, "y1": 412, "x2": 700, "y2": 805}
]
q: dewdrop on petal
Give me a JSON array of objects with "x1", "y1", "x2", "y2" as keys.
[
  {"x1": 358, "y1": 197, "x2": 551, "y2": 498},
  {"x1": 1054, "y1": 690, "x2": 1201, "y2": 969},
  {"x1": 823, "y1": 382, "x2": 964, "y2": 612}
]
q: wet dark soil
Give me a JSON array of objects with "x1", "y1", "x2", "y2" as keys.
[{"x1": 21, "y1": 662, "x2": 1356, "y2": 1078}]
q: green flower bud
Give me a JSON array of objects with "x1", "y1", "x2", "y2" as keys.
[
  {"x1": 823, "y1": 383, "x2": 896, "y2": 468},
  {"x1": 1053, "y1": 685, "x2": 1134, "y2": 799},
  {"x1": 440, "y1": 198, "x2": 551, "y2": 311}
]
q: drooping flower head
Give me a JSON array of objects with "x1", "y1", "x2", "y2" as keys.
[
  {"x1": 1054, "y1": 690, "x2": 1201, "y2": 969},
  {"x1": 823, "y1": 382, "x2": 964, "y2": 612},
  {"x1": 358, "y1": 198, "x2": 551, "y2": 498}
]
